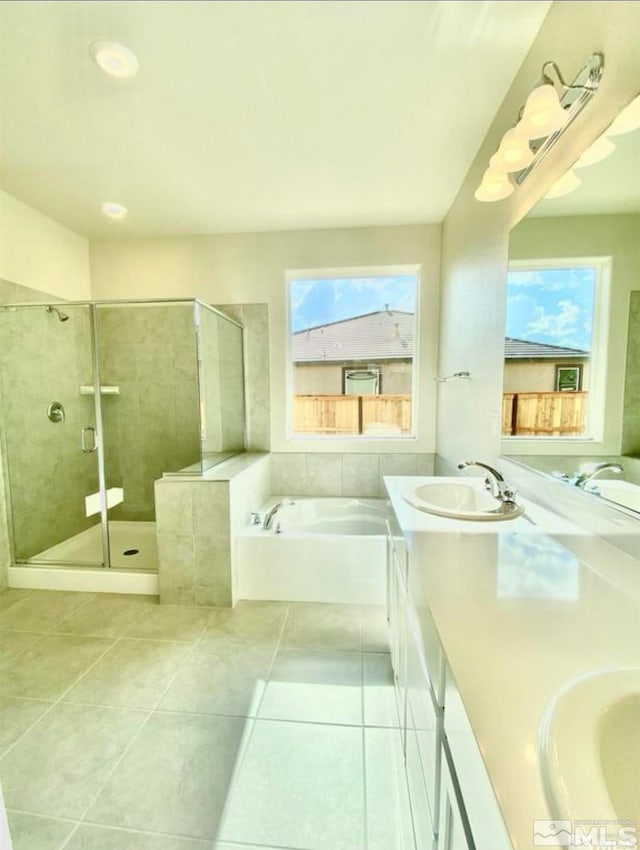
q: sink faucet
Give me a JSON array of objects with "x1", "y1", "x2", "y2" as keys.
[
  {"x1": 571, "y1": 462, "x2": 623, "y2": 489},
  {"x1": 263, "y1": 499, "x2": 295, "y2": 530},
  {"x1": 457, "y1": 461, "x2": 517, "y2": 505}
]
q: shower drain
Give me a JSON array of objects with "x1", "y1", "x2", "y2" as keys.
[{"x1": 123, "y1": 548, "x2": 140, "y2": 556}]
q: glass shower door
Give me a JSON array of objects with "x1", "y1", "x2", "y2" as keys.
[{"x1": 0, "y1": 303, "x2": 108, "y2": 566}]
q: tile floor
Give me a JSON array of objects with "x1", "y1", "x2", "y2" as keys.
[{"x1": 0, "y1": 589, "x2": 414, "y2": 850}]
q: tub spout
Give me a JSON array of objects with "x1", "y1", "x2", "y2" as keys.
[{"x1": 263, "y1": 499, "x2": 295, "y2": 530}]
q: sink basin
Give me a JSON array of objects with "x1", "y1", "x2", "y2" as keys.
[
  {"x1": 541, "y1": 668, "x2": 640, "y2": 830},
  {"x1": 586, "y1": 480, "x2": 640, "y2": 513},
  {"x1": 404, "y1": 481, "x2": 524, "y2": 521}
]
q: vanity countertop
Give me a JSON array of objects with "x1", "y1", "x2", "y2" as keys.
[{"x1": 384, "y1": 475, "x2": 640, "y2": 850}]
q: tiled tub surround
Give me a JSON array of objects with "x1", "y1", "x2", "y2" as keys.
[
  {"x1": 156, "y1": 452, "x2": 434, "y2": 606},
  {"x1": 271, "y1": 452, "x2": 435, "y2": 497},
  {"x1": 155, "y1": 454, "x2": 271, "y2": 606},
  {"x1": 0, "y1": 589, "x2": 409, "y2": 850}
]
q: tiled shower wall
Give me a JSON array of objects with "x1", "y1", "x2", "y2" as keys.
[
  {"x1": 0, "y1": 280, "x2": 68, "y2": 579},
  {"x1": 622, "y1": 291, "x2": 640, "y2": 456},
  {"x1": 98, "y1": 304, "x2": 201, "y2": 522},
  {"x1": 216, "y1": 304, "x2": 270, "y2": 451},
  {"x1": 0, "y1": 305, "x2": 100, "y2": 560}
]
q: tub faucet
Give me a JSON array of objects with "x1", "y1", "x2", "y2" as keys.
[
  {"x1": 457, "y1": 461, "x2": 517, "y2": 505},
  {"x1": 571, "y1": 462, "x2": 623, "y2": 489},
  {"x1": 263, "y1": 499, "x2": 295, "y2": 530}
]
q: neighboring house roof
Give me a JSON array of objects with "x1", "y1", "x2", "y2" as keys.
[
  {"x1": 291, "y1": 317, "x2": 588, "y2": 364},
  {"x1": 504, "y1": 337, "x2": 589, "y2": 360},
  {"x1": 292, "y1": 310, "x2": 414, "y2": 362}
]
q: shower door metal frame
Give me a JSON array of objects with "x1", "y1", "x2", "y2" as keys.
[
  {"x1": 0, "y1": 301, "x2": 110, "y2": 568},
  {"x1": 90, "y1": 303, "x2": 111, "y2": 569}
]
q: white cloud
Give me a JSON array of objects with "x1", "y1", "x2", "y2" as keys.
[
  {"x1": 290, "y1": 281, "x2": 315, "y2": 312},
  {"x1": 525, "y1": 299, "x2": 583, "y2": 346}
]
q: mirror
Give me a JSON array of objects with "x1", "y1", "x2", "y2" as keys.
[{"x1": 502, "y1": 94, "x2": 640, "y2": 514}]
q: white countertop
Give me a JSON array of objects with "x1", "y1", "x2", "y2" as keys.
[{"x1": 384, "y1": 476, "x2": 640, "y2": 850}]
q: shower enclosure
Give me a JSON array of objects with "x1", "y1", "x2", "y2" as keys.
[{"x1": 0, "y1": 299, "x2": 245, "y2": 572}]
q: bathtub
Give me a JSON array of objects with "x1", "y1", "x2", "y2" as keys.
[{"x1": 237, "y1": 497, "x2": 388, "y2": 605}]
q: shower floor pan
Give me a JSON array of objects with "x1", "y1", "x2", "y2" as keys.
[{"x1": 29, "y1": 521, "x2": 158, "y2": 571}]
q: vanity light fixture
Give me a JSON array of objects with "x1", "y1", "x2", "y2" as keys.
[
  {"x1": 574, "y1": 135, "x2": 616, "y2": 168},
  {"x1": 544, "y1": 169, "x2": 581, "y2": 200},
  {"x1": 101, "y1": 201, "x2": 128, "y2": 220},
  {"x1": 475, "y1": 53, "x2": 604, "y2": 202},
  {"x1": 606, "y1": 93, "x2": 640, "y2": 136},
  {"x1": 474, "y1": 168, "x2": 513, "y2": 202},
  {"x1": 90, "y1": 41, "x2": 139, "y2": 79}
]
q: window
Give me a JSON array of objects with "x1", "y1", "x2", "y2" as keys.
[
  {"x1": 503, "y1": 258, "x2": 610, "y2": 440},
  {"x1": 555, "y1": 365, "x2": 582, "y2": 392},
  {"x1": 287, "y1": 268, "x2": 419, "y2": 438},
  {"x1": 343, "y1": 368, "x2": 380, "y2": 395}
]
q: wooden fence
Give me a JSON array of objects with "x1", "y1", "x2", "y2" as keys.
[
  {"x1": 502, "y1": 391, "x2": 587, "y2": 436},
  {"x1": 294, "y1": 394, "x2": 412, "y2": 435}
]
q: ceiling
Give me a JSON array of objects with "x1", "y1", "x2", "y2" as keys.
[{"x1": 0, "y1": 1, "x2": 551, "y2": 239}]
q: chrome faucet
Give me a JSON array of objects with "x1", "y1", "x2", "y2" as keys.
[
  {"x1": 457, "y1": 461, "x2": 517, "y2": 505},
  {"x1": 262, "y1": 499, "x2": 295, "y2": 530},
  {"x1": 571, "y1": 462, "x2": 623, "y2": 489}
]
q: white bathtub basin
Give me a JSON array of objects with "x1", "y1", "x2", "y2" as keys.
[
  {"x1": 541, "y1": 668, "x2": 640, "y2": 832},
  {"x1": 238, "y1": 498, "x2": 388, "y2": 605},
  {"x1": 405, "y1": 482, "x2": 524, "y2": 521}
]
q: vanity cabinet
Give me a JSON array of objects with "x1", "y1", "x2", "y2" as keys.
[
  {"x1": 386, "y1": 507, "x2": 513, "y2": 850},
  {"x1": 438, "y1": 743, "x2": 476, "y2": 850},
  {"x1": 387, "y1": 515, "x2": 409, "y2": 740},
  {"x1": 405, "y1": 604, "x2": 440, "y2": 850}
]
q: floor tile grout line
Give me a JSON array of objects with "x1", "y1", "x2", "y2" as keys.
[
  {"x1": 72, "y1": 815, "x2": 310, "y2": 849},
  {"x1": 0, "y1": 630, "x2": 122, "y2": 763},
  {"x1": 5, "y1": 807, "x2": 79, "y2": 825},
  {"x1": 3, "y1": 598, "x2": 389, "y2": 847},
  {"x1": 211, "y1": 601, "x2": 293, "y2": 842},
  {"x1": 360, "y1": 637, "x2": 369, "y2": 850},
  {"x1": 60, "y1": 600, "x2": 247, "y2": 847},
  {"x1": 251, "y1": 602, "x2": 292, "y2": 719}
]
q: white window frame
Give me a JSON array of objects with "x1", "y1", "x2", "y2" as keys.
[
  {"x1": 502, "y1": 256, "x2": 611, "y2": 448},
  {"x1": 285, "y1": 264, "x2": 421, "y2": 441}
]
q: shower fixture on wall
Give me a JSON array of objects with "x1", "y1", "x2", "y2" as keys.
[
  {"x1": 475, "y1": 52, "x2": 604, "y2": 202},
  {"x1": 46, "y1": 305, "x2": 70, "y2": 322}
]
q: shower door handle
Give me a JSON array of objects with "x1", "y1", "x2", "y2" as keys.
[{"x1": 81, "y1": 426, "x2": 97, "y2": 453}]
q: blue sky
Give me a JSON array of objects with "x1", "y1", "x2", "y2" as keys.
[
  {"x1": 290, "y1": 275, "x2": 417, "y2": 333},
  {"x1": 505, "y1": 266, "x2": 595, "y2": 351}
]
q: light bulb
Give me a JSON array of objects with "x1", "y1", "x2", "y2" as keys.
[
  {"x1": 491, "y1": 127, "x2": 535, "y2": 172},
  {"x1": 474, "y1": 168, "x2": 513, "y2": 203},
  {"x1": 544, "y1": 169, "x2": 581, "y2": 199},
  {"x1": 574, "y1": 135, "x2": 616, "y2": 169},
  {"x1": 90, "y1": 41, "x2": 139, "y2": 79},
  {"x1": 606, "y1": 94, "x2": 640, "y2": 137},
  {"x1": 519, "y1": 84, "x2": 568, "y2": 141}
]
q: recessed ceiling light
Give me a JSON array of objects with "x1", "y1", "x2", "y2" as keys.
[
  {"x1": 101, "y1": 202, "x2": 128, "y2": 220},
  {"x1": 90, "y1": 41, "x2": 139, "y2": 79}
]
